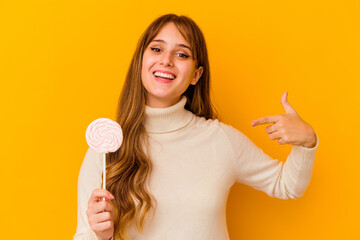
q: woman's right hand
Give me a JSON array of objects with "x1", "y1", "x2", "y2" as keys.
[{"x1": 86, "y1": 189, "x2": 115, "y2": 240}]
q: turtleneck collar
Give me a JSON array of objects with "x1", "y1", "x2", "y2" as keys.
[{"x1": 144, "y1": 96, "x2": 194, "y2": 134}]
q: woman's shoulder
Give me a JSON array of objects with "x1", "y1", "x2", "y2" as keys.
[
  {"x1": 191, "y1": 116, "x2": 256, "y2": 154},
  {"x1": 191, "y1": 115, "x2": 245, "y2": 138}
]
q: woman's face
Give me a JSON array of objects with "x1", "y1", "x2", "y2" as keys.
[{"x1": 141, "y1": 22, "x2": 203, "y2": 108}]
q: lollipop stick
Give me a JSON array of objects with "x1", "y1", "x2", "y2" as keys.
[{"x1": 102, "y1": 152, "x2": 106, "y2": 201}]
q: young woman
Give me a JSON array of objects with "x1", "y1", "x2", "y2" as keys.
[{"x1": 74, "y1": 14, "x2": 318, "y2": 240}]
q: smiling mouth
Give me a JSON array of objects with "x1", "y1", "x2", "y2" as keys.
[
  {"x1": 153, "y1": 75, "x2": 173, "y2": 83},
  {"x1": 152, "y1": 72, "x2": 176, "y2": 84},
  {"x1": 153, "y1": 71, "x2": 176, "y2": 80}
]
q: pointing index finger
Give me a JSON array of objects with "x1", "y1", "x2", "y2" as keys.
[{"x1": 251, "y1": 114, "x2": 281, "y2": 127}]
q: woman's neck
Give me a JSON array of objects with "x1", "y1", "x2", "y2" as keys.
[
  {"x1": 145, "y1": 95, "x2": 181, "y2": 108},
  {"x1": 144, "y1": 96, "x2": 194, "y2": 133}
]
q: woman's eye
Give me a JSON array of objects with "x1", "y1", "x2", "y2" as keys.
[
  {"x1": 150, "y1": 47, "x2": 161, "y2": 52},
  {"x1": 177, "y1": 53, "x2": 190, "y2": 58}
]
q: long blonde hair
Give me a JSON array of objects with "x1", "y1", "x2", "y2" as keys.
[{"x1": 106, "y1": 13, "x2": 217, "y2": 240}]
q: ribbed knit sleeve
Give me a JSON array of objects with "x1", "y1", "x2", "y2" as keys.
[
  {"x1": 221, "y1": 124, "x2": 319, "y2": 199},
  {"x1": 73, "y1": 148, "x2": 102, "y2": 240}
]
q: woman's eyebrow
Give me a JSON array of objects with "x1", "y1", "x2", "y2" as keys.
[{"x1": 151, "y1": 39, "x2": 192, "y2": 51}]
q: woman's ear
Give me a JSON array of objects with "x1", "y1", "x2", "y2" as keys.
[{"x1": 190, "y1": 66, "x2": 203, "y2": 85}]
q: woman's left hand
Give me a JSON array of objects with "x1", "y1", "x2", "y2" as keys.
[{"x1": 251, "y1": 92, "x2": 317, "y2": 148}]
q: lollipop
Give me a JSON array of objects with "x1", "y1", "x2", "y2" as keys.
[{"x1": 86, "y1": 118, "x2": 123, "y2": 200}]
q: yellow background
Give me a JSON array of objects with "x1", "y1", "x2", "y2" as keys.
[{"x1": 1, "y1": 0, "x2": 359, "y2": 239}]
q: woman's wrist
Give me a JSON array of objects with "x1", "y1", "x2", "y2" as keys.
[
  {"x1": 96, "y1": 234, "x2": 113, "y2": 240},
  {"x1": 302, "y1": 131, "x2": 317, "y2": 148}
]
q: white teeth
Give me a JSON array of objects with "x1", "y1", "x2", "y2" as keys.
[{"x1": 154, "y1": 71, "x2": 175, "y2": 80}]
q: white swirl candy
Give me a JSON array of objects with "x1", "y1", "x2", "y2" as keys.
[{"x1": 85, "y1": 118, "x2": 123, "y2": 153}]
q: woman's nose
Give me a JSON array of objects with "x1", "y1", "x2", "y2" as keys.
[{"x1": 159, "y1": 52, "x2": 174, "y2": 66}]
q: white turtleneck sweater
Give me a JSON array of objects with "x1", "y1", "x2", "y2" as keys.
[{"x1": 74, "y1": 96, "x2": 319, "y2": 240}]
